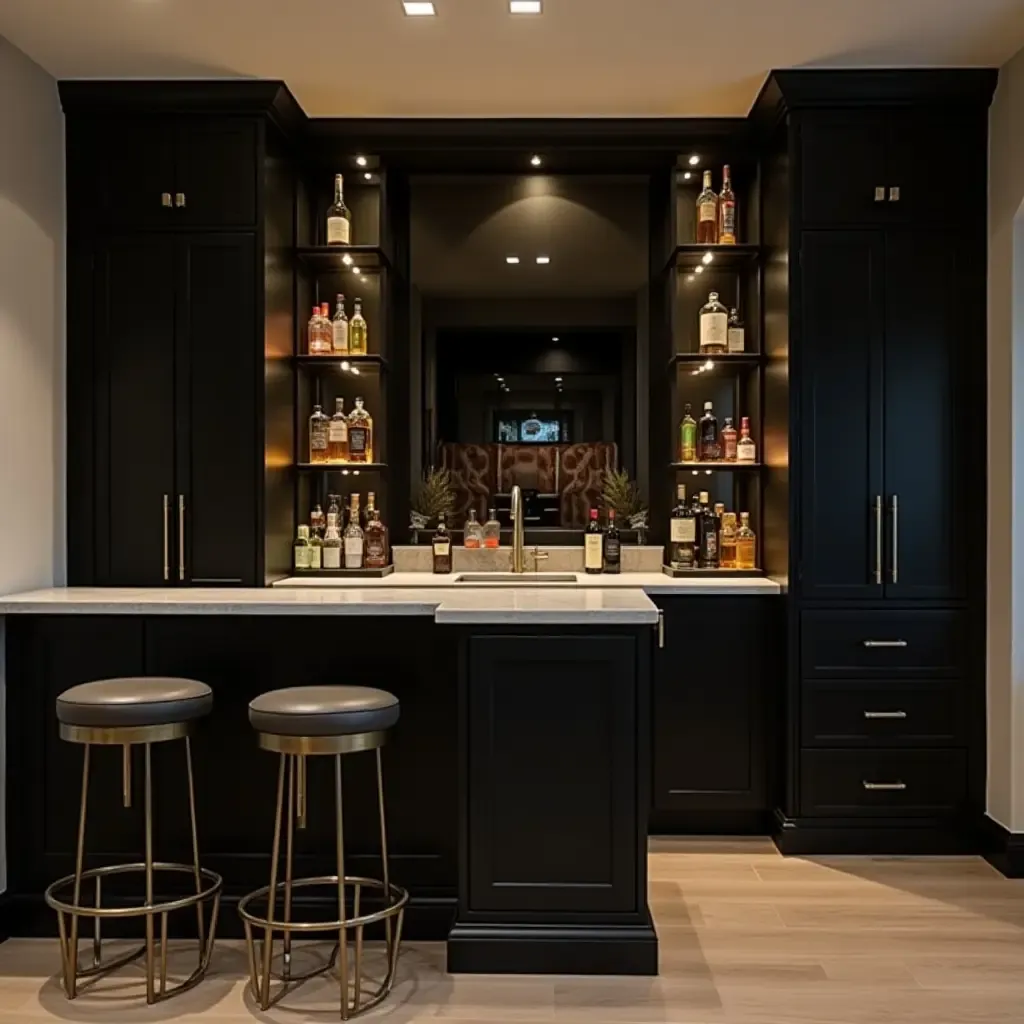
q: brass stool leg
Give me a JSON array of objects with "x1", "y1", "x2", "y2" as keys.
[
  {"x1": 185, "y1": 737, "x2": 207, "y2": 957},
  {"x1": 335, "y1": 753, "x2": 349, "y2": 1020},
  {"x1": 376, "y1": 748, "x2": 393, "y2": 965},
  {"x1": 260, "y1": 753, "x2": 287, "y2": 1010},
  {"x1": 282, "y1": 753, "x2": 296, "y2": 979},
  {"x1": 144, "y1": 742, "x2": 156, "y2": 1004},
  {"x1": 61, "y1": 743, "x2": 91, "y2": 997}
]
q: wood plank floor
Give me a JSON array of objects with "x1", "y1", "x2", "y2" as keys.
[{"x1": 2, "y1": 837, "x2": 1023, "y2": 1022}]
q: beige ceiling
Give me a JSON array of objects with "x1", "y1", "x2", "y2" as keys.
[{"x1": 1, "y1": 0, "x2": 1022, "y2": 117}]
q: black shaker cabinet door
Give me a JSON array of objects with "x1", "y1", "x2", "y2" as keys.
[
  {"x1": 93, "y1": 236, "x2": 177, "y2": 585},
  {"x1": 882, "y1": 231, "x2": 968, "y2": 600},
  {"x1": 799, "y1": 231, "x2": 885, "y2": 599},
  {"x1": 175, "y1": 234, "x2": 258, "y2": 585},
  {"x1": 175, "y1": 120, "x2": 259, "y2": 230}
]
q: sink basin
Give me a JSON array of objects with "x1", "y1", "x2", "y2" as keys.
[{"x1": 454, "y1": 572, "x2": 579, "y2": 585}]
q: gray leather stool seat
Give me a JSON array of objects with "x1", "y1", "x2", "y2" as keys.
[
  {"x1": 56, "y1": 677, "x2": 213, "y2": 729},
  {"x1": 249, "y1": 686, "x2": 400, "y2": 736}
]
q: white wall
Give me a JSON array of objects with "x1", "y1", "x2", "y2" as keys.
[{"x1": 988, "y1": 44, "x2": 1024, "y2": 830}]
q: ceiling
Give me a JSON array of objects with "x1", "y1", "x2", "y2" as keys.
[{"x1": 1, "y1": 0, "x2": 1022, "y2": 118}]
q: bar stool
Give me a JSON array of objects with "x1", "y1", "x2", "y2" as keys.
[
  {"x1": 45, "y1": 677, "x2": 222, "y2": 1003},
  {"x1": 239, "y1": 686, "x2": 408, "y2": 1018}
]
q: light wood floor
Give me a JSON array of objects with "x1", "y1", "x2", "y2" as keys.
[{"x1": 2, "y1": 837, "x2": 1024, "y2": 1022}]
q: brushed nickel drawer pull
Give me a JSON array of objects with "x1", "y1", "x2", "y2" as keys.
[
  {"x1": 864, "y1": 710, "x2": 907, "y2": 719},
  {"x1": 890, "y1": 493, "x2": 899, "y2": 583},
  {"x1": 874, "y1": 186, "x2": 886, "y2": 202},
  {"x1": 862, "y1": 639, "x2": 908, "y2": 648},
  {"x1": 863, "y1": 780, "x2": 906, "y2": 791}
]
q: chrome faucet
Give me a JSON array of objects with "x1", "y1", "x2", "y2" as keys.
[{"x1": 510, "y1": 485, "x2": 526, "y2": 573}]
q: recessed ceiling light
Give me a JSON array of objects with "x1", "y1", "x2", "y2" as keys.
[
  {"x1": 510, "y1": 0, "x2": 542, "y2": 12},
  {"x1": 506, "y1": 256, "x2": 520, "y2": 264},
  {"x1": 702, "y1": 251, "x2": 713, "y2": 265},
  {"x1": 352, "y1": 267, "x2": 361, "y2": 274},
  {"x1": 351, "y1": 367, "x2": 361, "y2": 375},
  {"x1": 341, "y1": 361, "x2": 351, "y2": 371},
  {"x1": 363, "y1": 172, "x2": 372, "y2": 180},
  {"x1": 688, "y1": 155, "x2": 700, "y2": 166},
  {"x1": 683, "y1": 171, "x2": 692, "y2": 180},
  {"x1": 554, "y1": 377, "x2": 563, "y2": 383},
  {"x1": 530, "y1": 154, "x2": 542, "y2": 167},
  {"x1": 342, "y1": 254, "x2": 353, "y2": 266},
  {"x1": 356, "y1": 155, "x2": 368, "y2": 167},
  {"x1": 694, "y1": 265, "x2": 704, "y2": 274},
  {"x1": 536, "y1": 255, "x2": 550, "y2": 264},
  {"x1": 403, "y1": 1, "x2": 436, "y2": 14},
  {"x1": 552, "y1": 336, "x2": 559, "y2": 341}
]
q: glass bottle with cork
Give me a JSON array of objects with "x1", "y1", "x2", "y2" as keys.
[
  {"x1": 364, "y1": 506, "x2": 389, "y2": 569},
  {"x1": 347, "y1": 397, "x2": 373, "y2": 463},
  {"x1": 695, "y1": 169, "x2": 718, "y2": 244},
  {"x1": 699, "y1": 292, "x2": 728, "y2": 355},
  {"x1": 604, "y1": 509, "x2": 621, "y2": 574},
  {"x1": 719, "y1": 512, "x2": 738, "y2": 569},
  {"x1": 584, "y1": 507, "x2": 604, "y2": 575}
]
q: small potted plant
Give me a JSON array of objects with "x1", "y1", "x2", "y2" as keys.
[
  {"x1": 410, "y1": 466, "x2": 455, "y2": 544},
  {"x1": 601, "y1": 468, "x2": 648, "y2": 545}
]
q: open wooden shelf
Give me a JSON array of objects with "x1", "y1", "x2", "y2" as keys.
[
  {"x1": 670, "y1": 353, "x2": 762, "y2": 370},
  {"x1": 293, "y1": 354, "x2": 388, "y2": 370},
  {"x1": 296, "y1": 245, "x2": 391, "y2": 272},
  {"x1": 670, "y1": 244, "x2": 761, "y2": 272}
]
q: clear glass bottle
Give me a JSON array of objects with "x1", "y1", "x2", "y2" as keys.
[
  {"x1": 736, "y1": 512, "x2": 756, "y2": 569},
  {"x1": 432, "y1": 515, "x2": 452, "y2": 573},
  {"x1": 737, "y1": 416, "x2": 757, "y2": 463},
  {"x1": 483, "y1": 508, "x2": 500, "y2": 549},
  {"x1": 326, "y1": 173, "x2": 351, "y2": 246},
  {"x1": 344, "y1": 495, "x2": 364, "y2": 568},
  {"x1": 308, "y1": 305, "x2": 329, "y2": 355},
  {"x1": 718, "y1": 164, "x2": 737, "y2": 245},
  {"x1": 310, "y1": 503, "x2": 325, "y2": 539},
  {"x1": 309, "y1": 404, "x2": 329, "y2": 463},
  {"x1": 364, "y1": 509, "x2": 389, "y2": 569},
  {"x1": 327, "y1": 493, "x2": 341, "y2": 524},
  {"x1": 695, "y1": 169, "x2": 718, "y2": 244},
  {"x1": 328, "y1": 398, "x2": 349, "y2": 462},
  {"x1": 699, "y1": 291, "x2": 728, "y2": 355},
  {"x1": 721, "y1": 417, "x2": 738, "y2": 461},
  {"x1": 332, "y1": 294, "x2": 349, "y2": 355},
  {"x1": 322, "y1": 513, "x2": 342, "y2": 569},
  {"x1": 679, "y1": 403, "x2": 697, "y2": 462},
  {"x1": 727, "y1": 308, "x2": 745, "y2": 352},
  {"x1": 698, "y1": 401, "x2": 720, "y2": 461},
  {"x1": 349, "y1": 298, "x2": 368, "y2": 356},
  {"x1": 347, "y1": 397, "x2": 373, "y2": 463},
  {"x1": 464, "y1": 508, "x2": 484, "y2": 548},
  {"x1": 669, "y1": 484, "x2": 697, "y2": 570},
  {"x1": 720, "y1": 512, "x2": 738, "y2": 569},
  {"x1": 294, "y1": 524, "x2": 312, "y2": 571}
]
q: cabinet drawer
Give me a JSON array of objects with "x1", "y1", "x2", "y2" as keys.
[
  {"x1": 801, "y1": 749, "x2": 966, "y2": 817},
  {"x1": 802, "y1": 681, "x2": 962, "y2": 747},
  {"x1": 801, "y1": 610, "x2": 964, "y2": 676}
]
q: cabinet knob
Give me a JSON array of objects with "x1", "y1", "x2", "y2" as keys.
[
  {"x1": 874, "y1": 186, "x2": 886, "y2": 202},
  {"x1": 888, "y1": 186, "x2": 901, "y2": 202},
  {"x1": 161, "y1": 192, "x2": 172, "y2": 208},
  {"x1": 175, "y1": 192, "x2": 186, "y2": 208}
]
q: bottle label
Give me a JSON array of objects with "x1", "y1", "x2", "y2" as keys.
[
  {"x1": 727, "y1": 326, "x2": 745, "y2": 352},
  {"x1": 698, "y1": 199, "x2": 717, "y2": 223},
  {"x1": 344, "y1": 537, "x2": 363, "y2": 566},
  {"x1": 724, "y1": 435, "x2": 737, "y2": 460},
  {"x1": 434, "y1": 539, "x2": 451, "y2": 556},
  {"x1": 720, "y1": 201, "x2": 736, "y2": 240},
  {"x1": 348, "y1": 427, "x2": 368, "y2": 457},
  {"x1": 328, "y1": 420, "x2": 348, "y2": 443},
  {"x1": 294, "y1": 546, "x2": 312, "y2": 570},
  {"x1": 671, "y1": 518, "x2": 696, "y2": 543},
  {"x1": 309, "y1": 545, "x2": 322, "y2": 570},
  {"x1": 681, "y1": 423, "x2": 697, "y2": 461},
  {"x1": 584, "y1": 534, "x2": 603, "y2": 569},
  {"x1": 365, "y1": 537, "x2": 387, "y2": 566},
  {"x1": 310, "y1": 431, "x2": 328, "y2": 452},
  {"x1": 737, "y1": 442, "x2": 756, "y2": 463},
  {"x1": 700, "y1": 312, "x2": 728, "y2": 348},
  {"x1": 323, "y1": 546, "x2": 341, "y2": 569},
  {"x1": 327, "y1": 216, "x2": 350, "y2": 245},
  {"x1": 605, "y1": 538, "x2": 620, "y2": 562},
  {"x1": 332, "y1": 321, "x2": 349, "y2": 354}
]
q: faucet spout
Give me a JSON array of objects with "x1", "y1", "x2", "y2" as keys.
[{"x1": 511, "y1": 485, "x2": 525, "y2": 573}]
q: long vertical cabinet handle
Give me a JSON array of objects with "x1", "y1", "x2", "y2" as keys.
[
  {"x1": 178, "y1": 495, "x2": 186, "y2": 581},
  {"x1": 873, "y1": 496, "x2": 883, "y2": 585},
  {"x1": 162, "y1": 495, "x2": 170, "y2": 581},
  {"x1": 890, "y1": 494, "x2": 898, "y2": 583},
  {"x1": 657, "y1": 609, "x2": 665, "y2": 649}
]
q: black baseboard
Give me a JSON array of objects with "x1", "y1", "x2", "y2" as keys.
[
  {"x1": 978, "y1": 814, "x2": 1024, "y2": 878},
  {"x1": 447, "y1": 920, "x2": 658, "y2": 975},
  {"x1": 649, "y1": 809, "x2": 771, "y2": 835},
  {"x1": 771, "y1": 808, "x2": 978, "y2": 856}
]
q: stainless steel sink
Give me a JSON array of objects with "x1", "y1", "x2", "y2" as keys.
[{"x1": 454, "y1": 572, "x2": 579, "y2": 585}]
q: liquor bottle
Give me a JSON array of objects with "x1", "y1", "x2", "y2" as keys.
[
  {"x1": 736, "y1": 512, "x2": 756, "y2": 569},
  {"x1": 679, "y1": 403, "x2": 697, "y2": 463},
  {"x1": 727, "y1": 308, "x2": 745, "y2": 353},
  {"x1": 721, "y1": 417, "x2": 738, "y2": 461},
  {"x1": 347, "y1": 397, "x2": 373, "y2": 463},
  {"x1": 695, "y1": 170, "x2": 718, "y2": 244},
  {"x1": 327, "y1": 493, "x2": 341, "y2": 524},
  {"x1": 344, "y1": 495, "x2": 364, "y2": 568},
  {"x1": 349, "y1": 299, "x2": 368, "y2": 356},
  {"x1": 309, "y1": 525, "x2": 323, "y2": 570},
  {"x1": 698, "y1": 401, "x2": 720, "y2": 460},
  {"x1": 309, "y1": 404, "x2": 329, "y2": 463},
  {"x1": 483, "y1": 508, "x2": 500, "y2": 548},
  {"x1": 322, "y1": 513, "x2": 342, "y2": 569},
  {"x1": 364, "y1": 509, "x2": 389, "y2": 569},
  {"x1": 328, "y1": 398, "x2": 349, "y2": 462},
  {"x1": 669, "y1": 484, "x2": 697, "y2": 570},
  {"x1": 294, "y1": 525, "x2": 312, "y2": 571},
  {"x1": 584, "y1": 507, "x2": 604, "y2": 574},
  {"x1": 720, "y1": 512, "x2": 738, "y2": 569},
  {"x1": 310, "y1": 503, "x2": 325, "y2": 539},
  {"x1": 604, "y1": 509, "x2": 621, "y2": 574},
  {"x1": 718, "y1": 165, "x2": 737, "y2": 245},
  {"x1": 332, "y1": 294, "x2": 349, "y2": 355},
  {"x1": 432, "y1": 515, "x2": 452, "y2": 573},
  {"x1": 464, "y1": 508, "x2": 484, "y2": 548},
  {"x1": 737, "y1": 416, "x2": 756, "y2": 463},
  {"x1": 699, "y1": 494, "x2": 720, "y2": 569},
  {"x1": 326, "y1": 174, "x2": 351, "y2": 246},
  {"x1": 308, "y1": 305, "x2": 329, "y2": 355},
  {"x1": 699, "y1": 291, "x2": 728, "y2": 355}
]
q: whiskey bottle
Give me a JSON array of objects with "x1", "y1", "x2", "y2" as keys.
[
  {"x1": 464, "y1": 508, "x2": 484, "y2": 548},
  {"x1": 326, "y1": 174, "x2": 351, "y2": 246},
  {"x1": 309, "y1": 404, "x2": 330, "y2": 463},
  {"x1": 310, "y1": 503, "x2": 325, "y2": 539},
  {"x1": 698, "y1": 401, "x2": 720, "y2": 460},
  {"x1": 432, "y1": 515, "x2": 452, "y2": 573},
  {"x1": 698, "y1": 494, "x2": 720, "y2": 569},
  {"x1": 604, "y1": 509, "x2": 621, "y2": 574},
  {"x1": 695, "y1": 170, "x2": 718, "y2": 244},
  {"x1": 727, "y1": 308, "x2": 745, "y2": 353},
  {"x1": 332, "y1": 294, "x2": 349, "y2": 355},
  {"x1": 347, "y1": 397, "x2": 373, "y2": 463},
  {"x1": 699, "y1": 291, "x2": 728, "y2": 355},
  {"x1": 349, "y1": 299, "x2": 368, "y2": 356},
  {"x1": 584, "y1": 507, "x2": 604, "y2": 574},
  {"x1": 294, "y1": 525, "x2": 312, "y2": 571},
  {"x1": 327, "y1": 493, "x2": 341, "y2": 524},
  {"x1": 364, "y1": 509, "x2": 389, "y2": 569},
  {"x1": 483, "y1": 508, "x2": 500, "y2": 548},
  {"x1": 721, "y1": 417, "x2": 738, "y2": 461},
  {"x1": 679, "y1": 403, "x2": 697, "y2": 463},
  {"x1": 669, "y1": 484, "x2": 696, "y2": 570},
  {"x1": 720, "y1": 512, "x2": 738, "y2": 569},
  {"x1": 737, "y1": 416, "x2": 756, "y2": 463},
  {"x1": 718, "y1": 165, "x2": 737, "y2": 245},
  {"x1": 736, "y1": 512, "x2": 756, "y2": 569},
  {"x1": 322, "y1": 513, "x2": 342, "y2": 569},
  {"x1": 328, "y1": 398, "x2": 349, "y2": 462},
  {"x1": 309, "y1": 525, "x2": 323, "y2": 570},
  {"x1": 344, "y1": 495, "x2": 364, "y2": 568}
]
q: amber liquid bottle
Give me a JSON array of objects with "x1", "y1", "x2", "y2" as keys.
[
  {"x1": 695, "y1": 170, "x2": 718, "y2": 244},
  {"x1": 718, "y1": 164, "x2": 737, "y2": 245}
]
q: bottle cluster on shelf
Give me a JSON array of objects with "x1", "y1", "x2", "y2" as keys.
[
  {"x1": 679, "y1": 402, "x2": 756, "y2": 463},
  {"x1": 695, "y1": 165, "x2": 738, "y2": 245},
  {"x1": 295, "y1": 492, "x2": 389, "y2": 571},
  {"x1": 699, "y1": 292, "x2": 745, "y2": 354},
  {"x1": 309, "y1": 396, "x2": 375, "y2": 464},
  {"x1": 669, "y1": 486, "x2": 756, "y2": 571},
  {"x1": 307, "y1": 294, "x2": 368, "y2": 356},
  {"x1": 584, "y1": 507, "x2": 622, "y2": 575}
]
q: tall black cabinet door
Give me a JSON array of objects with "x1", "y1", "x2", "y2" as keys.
[
  {"x1": 175, "y1": 120, "x2": 259, "y2": 230},
  {"x1": 883, "y1": 232, "x2": 968, "y2": 600},
  {"x1": 93, "y1": 237, "x2": 177, "y2": 585},
  {"x1": 175, "y1": 234, "x2": 258, "y2": 585},
  {"x1": 799, "y1": 231, "x2": 885, "y2": 600}
]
